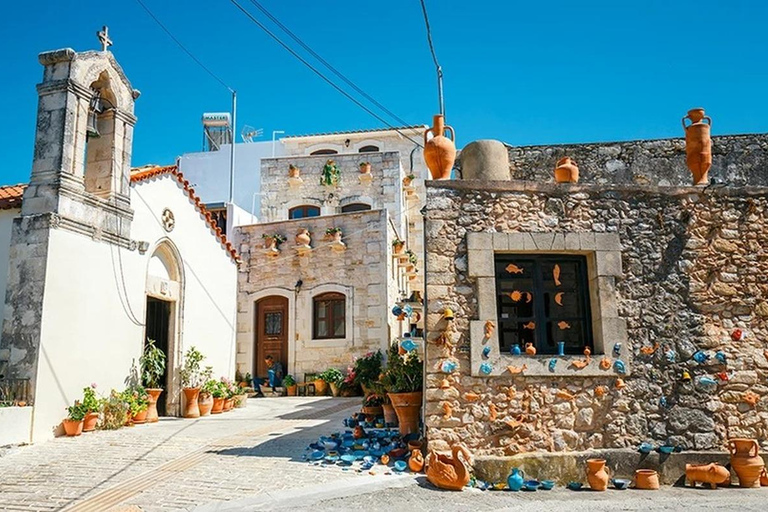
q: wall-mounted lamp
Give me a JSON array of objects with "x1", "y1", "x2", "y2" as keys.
[
  {"x1": 295, "y1": 279, "x2": 303, "y2": 293},
  {"x1": 344, "y1": 138, "x2": 350, "y2": 148}
]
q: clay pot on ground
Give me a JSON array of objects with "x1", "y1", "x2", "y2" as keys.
[
  {"x1": 62, "y1": 419, "x2": 84, "y2": 437},
  {"x1": 296, "y1": 229, "x2": 311, "y2": 247},
  {"x1": 287, "y1": 384, "x2": 297, "y2": 396},
  {"x1": 146, "y1": 388, "x2": 163, "y2": 423},
  {"x1": 314, "y1": 379, "x2": 328, "y2": 396},
  {"x1": 635, "y1": 469, "x2": 660, "y2": 490},
  {"x1": 423, "y1": 114, "x2": 456, "y2": 180},
  {"x1": 409, "y1": 448, "x2": 425, "y2": 472},
  {"x1": 198, "y1": 393, "x2": 214, "y2": 416},
  {"x1": 211, "y1": 397, "x2": 225, "y2": 414},
  {"x1": 729, "y1": 438, "x2": 765, "y2": 488},
  {"x1": 388, "y1": 391, "x2": 422, "y2": 435},
  {"x1": 382, "y1": 403, "x2": 398, "y2": 426},
  {"x1": 183, "y1": 388, "x2": 201, "y2": 418},
  {"x1": 685, "y1": 463, "x2": 730, "y2": 489},
  {"x1": 682, "y1": 108, "x2": 712, "y2": 185},
  {"x1": 329, "y1": 382, "x2": 341, "y2": 397},
  {"x1": 362, "y1": 405, "x2": 383, "y2": 417},
  {"x1": 359, "y1": 162, "x2": 371, "y2": 174},
  {"x1": 426, "y1": 444, "x2": 472, "y2": 491},
  {"x1": 525, "y1": 343, "x2": 536, "y2": 356},
  {"x1": 82, "y1": 412, "x2": 99, "y2": 432},
  {"x1": 223, "y1": 398, "x2": 234, "y2": 412},
  {"x1": 133, "y1": 408, "x2": 149, "y2": 425},
  {"x1": 554, "y1": 157, "x2": 579, "y2": 183},
  {"x1": 586, "y1": 458, "x2": 609, "y2": 491}
]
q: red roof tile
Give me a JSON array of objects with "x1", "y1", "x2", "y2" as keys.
[{"x1": 0, "y1": 184, "x2": 25, "y2": 210}]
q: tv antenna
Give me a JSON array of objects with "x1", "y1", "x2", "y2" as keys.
[{"x1": 241, "y1": 125, "x2": 263, "y2": 143}]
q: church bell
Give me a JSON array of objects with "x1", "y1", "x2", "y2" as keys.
[{"x1": 86, "y1": 90, "x2": 102, "y2": 139}]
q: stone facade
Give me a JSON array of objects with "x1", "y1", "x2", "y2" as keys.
[{"x1": 424, "y1": 179, "x2": 768, "y2": 456}]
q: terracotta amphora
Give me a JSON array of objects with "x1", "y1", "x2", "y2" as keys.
[
  {"x1": 183, "y1": 387, "x2": 201, "y2": 418},
  {"x1": 525, "y1": 343, "x2": 536, "y2": 356},
  {"x1": 682, "y1": 108, "x2": 712, "y2": 185},
  {"x1": 729, "y1": 438, "x2": 765, "y2": 488},
  {"x1": 554, "y1": 157, "x2": 579, "y2": 183},
  {"x1": 423, "y1": 114, "x2": 456, "y2": 180},
  {"x1": 685, "y1": 463, "x2": 730, "y2": 489},
  {"x1": 409, "y1": 447, "x2": 425, "y2": 472},
  {"x1": 145, "y1": 388, "x2": 163, "y2": 423},
  {"x1": 586, "y1": 458, "x2": 609, "y2": 491},
  {"x1": 635, "y1": 469, "x2": 660, "y2": 490},
  {"x1": 296, "y1": 229, "x2": 311, "y2": 247}
]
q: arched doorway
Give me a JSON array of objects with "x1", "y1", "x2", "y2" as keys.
[
  {"x1": 254, "y1": 296, "x2": 289, "y2": 385},
  {"x1": 145, "y1": 241, "x2": 182, "y2": 416}
]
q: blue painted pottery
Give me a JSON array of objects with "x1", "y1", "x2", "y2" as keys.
[
  {"x1": 353, "y1": 450, "x2": 368, "y2": 459},
  {"x1": 482, "y1": 345, "x2": 491, "y2": 357},
  {"x1": 363, "y1": 455, "x2": 376, "y2": 465},
  {"x1": 507, "y1": 468, "x2": 525, "y2": 491},
  {"x1": 638, "y1": 442, "x2": 653, "y2": 454},
  {"x1": 657, "y1": 445, "x2": 675, "y2": 454},
  {"x1": 361, "y1": 462, "x2": 374, "y2": 470},
  {"x1": 310, "y1": 450, "x2": 325, "y2": 460},
  {"x1": 342, "y1": 439, "x2": 355, "y2": 447},
  {"x1": 511, "y1": 345, "x2": 522, "y2": 355},
  {"x1": 340, "y1": 454, "x2": 356, "y2": 464},
  {"x1": 567, "y1": 481, "x2": 583, "y2": 491},
  {"x1": 324, "y1": 455, "x2": 339, "y2": 463},
  {"x1": 611, "y1": 478, "x2": 629, "y2": 490},
  {"x1": 540, "y1": 480, "x2": 555, "y2": 490},
  {"x1": 523, "y1": 480, "x2": 540, "y2": 491},
  {"x1": 393, "y1": 460, "x2": 407, "y2": 472},
  {"x1": 479, "y1": 362, "x2": 493, "y2": 375}
]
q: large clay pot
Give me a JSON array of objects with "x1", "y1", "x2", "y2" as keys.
[
  {"x1": 264, "y1": 237, "x2": 277, "y2": 250},
  {"x1": 62, "y1": 419, "x2": 84, "y2": 437},
  {"x1": 362, "y1": 405, "x2": 383, "y2": 417},
  {"x1": 211, "y1": 397, "x2": 225, "y2": 414},
  {"x1": 198, "y1": 393, "x2": 214, "y2": 416},
  {"x1": 554, "y1": 157, "x2": 579, "y2": 183},
  {"x1": 133, "y1": 408, "x2": 149, "y2": 425},
  {"x1": 682, "y1": 108, "x2": 712, "y2": 185},
  {"x1": 423, "y1": 114, "x2": 456, "y2": 180},
  {"x1": 146, "y1": 388, "x2": 163, "y2": 423},
  {"x1": 223, "y1": 398, "x2": 234, "y2": 412},
  {"x1": 635, "y1": 469, "x2": 660, "y2": 490},
  {"x1": 314, "y1": 379, "x2": 328, "y2": 396},
  {"x1": 82, "y1": 412, "x2": 99, "y2": 432},
  {"x1": 686, "y1": 463, "x2": 730, "y2": 489},
  {"x1": 296, "y1": 229, "x2": 311, "y2": 247},
  {"x1": 586, "y1": 458, "x2": 609, "y2": 491},
  {"x1": 183, "y1": 387, "x2": 201, "y2": 418},
  {"x1": 359, "y1": 162, "x2": 372, "y2": 174},
  {"x1": 287, "y1": 385, "x2": 297, "y2": 396},
  {"x1": 288, "y1": 165, "x2": 300, "y2": 178},
  {"x1": 409, "y1": 448, "x2": 424, "y2": 472},
  {"x1": 729, "y1": 438, "x2": 765, "y2": 488},
  {"x1": 330, "y1": 382, "x2": 341, "y2": 397},
  {"x1": 383, "y1": 403, "x2": 398, "y2": 426},
  {"x1": 388, "y1": 391, "x2": 422, "y2": 435}
]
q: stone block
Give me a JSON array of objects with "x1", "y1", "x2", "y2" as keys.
[
  {"x1": 595, "y1": 250, "x2": 622, "y2": 277},
  {"x1": 594, "y1": 233, "x2": 622, "y2": 251},
  {"x1": 532, "y1": 233, "x2": 556, "y2": 250},
  {"x1": 468, "y1": 249, "x2": 494, "y2": 277},
  {"x1": 492, "y1": 232, "x2": 509, "y2": 251},
  {"x1": 476, "y1": 278, "x2": 497, "y2": 319}
]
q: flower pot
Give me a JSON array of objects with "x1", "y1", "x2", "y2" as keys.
[
  {"x1": 223, "y1": 398, "x2": 234, "y2": 412},
  {"x1": 62, "y1": 419, "x2": 84, "y2": 437},
  {"x1": 362, "y1": 406, "x2": 383, "y2": 417},
  {"x1": 235, "y1": 395, "x2": 247, "y2": 408},
  {"x1": 332, "y1": 232, "x2": 343, "y2": 243},
  {"x1": 314, "y1": 379, "x2": 328, "y2": 396},
  {"x1": 388, "y1": 391, "x2": 422, "y2": 436},
  {"x1": 296, "y1": 229, "x2": 311, "y2": 247},
  {"x1": 211, "y1": 397, "x2": 225, "y2": 414},
  {"x1": 402, "y1": 176, "x2": 413, "y2": 187},
  {"x1": 554, "y1": 157, "x2": 579, "y2": 183},
  {"x1": 423, "y1": 114, "x2": 456, "y2": 180},
  {"x1": 287, "y1": 385, "x2": 297, "y2": 396},
  {"x1": 183, "y1": 387, "x2": 201, "y2": 418},
  {"x1": 682, "y1": 108, "x2": 712, "y2": 185},
  {"x1": 525, "y1": 342, "x2": 536, "y2": 356},
  {"x1": 634, "y1": 469, "x2": 660, "y2": 490},
  {"x1": 382, "y1": 403, "x2": 398, "y2": 426},
  {"x1": 133, "y1": 408, "x2": 149, "y2": 425},
  {"x1": 264, "y1": 237, "x2": 277, "y2": 250},
  {"x1": 198, "y1": 394, "x2": 214, "y2": 416},
  {"x1": 393, "y1": 243, "x2": 405, "y2": 255},
  {"x1": 82, "y1": 412, "x2": 99, "y2": 432},
  {"x1": 330, "y1": 382, "x2": 341, "y2": 397},
  {"x1": 729, "y1": 438, "x2": 765, "y2": 488},
  {"x1": 586, "y1": 458, "x2": 609, "y2": 491},
  {"x1": 289, "y1": 166, "x2": 300, "y2": 178},
  {"x1": 146, "y1": 388, "x2": 163, "y2": 423},
  {"x1": 359, "y1": 163, "x2": 371, "y2": 174}
]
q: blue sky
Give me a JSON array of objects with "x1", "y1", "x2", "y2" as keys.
[{"x1": 1, "y1": 0, "x2": 766, "y2": 185}]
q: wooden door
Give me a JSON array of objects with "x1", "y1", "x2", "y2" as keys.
[
  {"x1": 145, "y1": 297, "x2": 171, "y2": 416},
  {"x1": 254, "y1": 296, "x2": 289, "y2": 378}
]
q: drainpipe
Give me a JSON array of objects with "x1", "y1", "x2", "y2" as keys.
[{"x1": 420, "y1": 204, "x2": 428, "y2": 440}]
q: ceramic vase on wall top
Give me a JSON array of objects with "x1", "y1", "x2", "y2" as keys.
[
  {"x1": 423, "y1": 114, "x2": 456, "y2": 180},
  {"x1": 682, "y1": 108, "x2": 712, "y2": 185}
]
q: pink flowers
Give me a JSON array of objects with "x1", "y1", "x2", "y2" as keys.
[{"x1": 90, "y1": 383, "x2": 97, "y2": 389}]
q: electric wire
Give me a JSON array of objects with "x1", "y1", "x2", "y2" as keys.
[
  {"x1": 245, "y1": 0, "x2": 414, "y2": 130},
  {"x1": 228, "y1": 0, "x2": 424, "y2": 149},
  {"x1": 133, "y1": 0, "x2": 234, "y2": 93},
  {"x1": 419, "y1": 0, "x2": 444, "y2": 116}
]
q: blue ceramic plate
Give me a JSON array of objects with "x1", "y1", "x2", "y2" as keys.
[
  {"x1": 540, "y1": 480, "x2": 555, "y2": 490},
  {"x1": 393, "y1": 460, "x2": 407, "y2": 472},
  {"x1": 340, "y1": 454, "x2": 356, "y2": 464},
  {"x1": 310, "y1": 450, "x2": 325, "y2": 460}
]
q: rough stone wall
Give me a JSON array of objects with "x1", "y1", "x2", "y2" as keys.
[
  {"x1": 499, "y1": 134, "x2": 768, "y2": 187},
  {"x1": 424, "y1": 180, "x2": 768, "y2": 456},
  {"x1": 235, "y1": 209, "x2": 396, "y2": 378}
]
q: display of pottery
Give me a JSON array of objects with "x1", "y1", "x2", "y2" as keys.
[
  {"x1": 634, "y1": 469, "x2": 660, "y2": 490},
  {"x1": 685, "y1": 463, "x2": 730, "y2": 489},
  {"x1": 423, "y1": 114, "x2": 456, "y2": 180},
  {"x1": 729, "y1": 438, "x2": 765, "y2": 488},
  {"x1": 682, "y1": 108, "x2": 712, "y2": 185},
  {"x1": 586, "y1": 458, "x2": 609, "y2": 491},
  {"x1": 554, "y1": 157, "x2": 579, "y2": 183},
  {"x1": 425, "y1": 444, "x2": 473, "y2": 491}
]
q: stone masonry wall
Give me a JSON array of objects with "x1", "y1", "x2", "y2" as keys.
[{"x1": 424, "y1": 180, "x2": 768, "y2": 456}]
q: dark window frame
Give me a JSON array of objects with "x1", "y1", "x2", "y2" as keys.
[
  {"x1": 313, "y1": 292, "x2": 346, "y2": 339},
  {"x1": 289, "y1": 205, "x2": 321, "y2": 219},
  {"x1": 310, "y1": 149, "x2": 338, "y2": 155},
  {"x1": 341, "y1": 203, "x2": 372, "y2": 213},
  {"x1": 494, "y1": 254, "x2": 593, "y2": 355},
  {"x1": 358, "y1": 145, "x2": 379, "y2": 153}
]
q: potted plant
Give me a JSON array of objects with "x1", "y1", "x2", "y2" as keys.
[
  {"x1": 124, "y1": 386, "x2": 150, "y2": 424},
  {"x1": 382, "y1": 343, "x2": 423, "y2": 435},
  {"x1": 353, "y1": 351, "x2": 382, "y2": 396},
  {"x1": 283, "y1": 375, "x2": 297, "y2": 396},
  {"x1": 210, "y1": 380, "x2": 226, "y2": 414},
  {"x1": 320, "y1": 159, "x2": 341, "y2": 187},
  {"x1": 140, "y1": 339, "x2": 166, "y2": 423},
  {"x1": 288, "y1": 163, "x2": 300, "y2": 178},
  {"x1": 262, "y1": 233, "x2": 286, "y2": 251},
  {"x1": 180, "y1": 346, "x2": 206, "y2": 418},
  {"x1": 197, "y1": 367, "x2": 215, "y2": 416},
  {"x1": 82, "y1": 384, "x2": 100, "y2": 432},
  {"x1": 403, "y1": 174, "x2": 415, "y2": 187},
  {"x1": 405, "y1": 250, "x2": 418, "y2": 273},
  {"x1": 325, "y1": 227, "x2": 343, "y2": 243},
  {"x1": 362, "y1": 393, "x2": 384, "y2": 417},
  {"x1": 320, "y1": 368, "x2": 344, "y2": 397},
  {"x1": 222, "y1": 377, "x2": 237, "y2": 412},
  {"x1": 359, "y1": 161, "x2": 372, "y2": 174},
  {"x1": 392, "y1": 239, "x2": 405, "y2": 254},
  {"x1": 100, "y1": 390, "x2": 129, "y2": 430},
  {"x1": 63, "y1": 401, "x2": 87, "y2": 437},
  {"x1": 234, "y1": 386, "x2": 248, "y2": 408}
]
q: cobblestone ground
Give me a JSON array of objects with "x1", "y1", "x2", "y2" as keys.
[{"x1": 0, "y1": 397, "x2": 377, "y2": 512}]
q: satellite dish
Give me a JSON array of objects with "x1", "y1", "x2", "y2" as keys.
[{"x1": 241, "y1": 125, "x2": 264, "y2": 143}]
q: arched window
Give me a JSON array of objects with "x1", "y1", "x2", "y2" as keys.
[
  {"x1": 313, "y1": 292, "x2": 346, "y2": 339},
  {"x1": 358, "y1": 145, "x2": 379, "y2": 153},
  {"x1": 310, "y1": 149, "x2": 338, "y2": 156},
  {"x1": 341, "y1": 203, "x2": 372, "y2": 213},
  {"x1": 289, "y1": 205, "x2": 320, "y2": 219}
]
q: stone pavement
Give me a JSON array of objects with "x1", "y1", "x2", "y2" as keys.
[{"x1": 0, "y1": 396, "x2": 396, "y2": 512}]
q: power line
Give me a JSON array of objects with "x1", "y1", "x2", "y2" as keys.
[
  {"x1": 419, "y1": 0, "x2": 444, "y2": 116},
  {"x1": 228, "y1": 0, "x2": 423, "y2": 148},
  {"x1": 133, "y1": 0, "x2": 234, "y2": 93},
  {"x1": 246, "y1": 0, "x2": 413, "y2": 130}
]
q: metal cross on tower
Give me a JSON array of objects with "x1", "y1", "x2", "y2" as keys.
[{"x1": 97, "y1": 26, "x2": 113, "y2": 52}]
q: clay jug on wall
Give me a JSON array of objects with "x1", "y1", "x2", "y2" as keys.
[
  {"x1": 682, "y1": 108, "x2": 712, "y2": 185},
  {"x1": 586, "y1": 458, "x2": 609, "y2": 491},
  {"x1": 729, "y1": 438, "x2": 765, "y2": 488},
  {"x1": 554, "y1": 157, "x2": 579, "y2": 183},
  {"x1": 423, "y1": 114, "x2": 456, "y2": 180},
  {"x1": 296, "y1": 228, "x2": 311, "y2": 247},
  {"x1": 525, "y1": 343, "x2": 536, "y2": 356}
]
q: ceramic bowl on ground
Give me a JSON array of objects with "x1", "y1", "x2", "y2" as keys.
[
  {"x1": 393, "y1": 460, "x2": 407, "y2": 472},
  {"x1": 310, "y1": 450, "x2": 325, "y2": 460},
  {"x1": 567, "y1": 482, "x2": 583, "y2": 491},
  {"x1": 363, "y1": 455, "x2": 376, "y2": 465},
  {"x1": 342, "y1": 439, "x2": 355, "y2": 448},
  {"x1": 309, "y1": 442, "x2": 323, "y2": 451},
  {"x1": 327, "y1": 450, "x2": 339, "y2": 457},
  {"x1": 611, "y1": 478, "x2": 630, "y2": 490},
  {"x1": 324, "y1": 455, "x2": 339, "y2": 464},
  {"x1": 323, "y1": 441, "x2": 337, "y2": 450},
  {"x1": 389, "y1": 448, "x2": 407, "y2": 459},
  {"x1": 361, "y1": 462, "x2": 374, "y2": 470},
  {"x1": 340, "y1": 454, "x2": 356, "y2": 465},
  {"x1": 540, "y1": 480, "x2": 555, "y2": 490},
  {"x1": 523, "y1": 480, "x2": 540, "y2": 491},
  {"x1": 353, "y1": 450, "x2": 368, "y2": 460}
]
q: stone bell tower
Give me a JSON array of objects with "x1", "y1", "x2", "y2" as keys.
[{"x1": 0, "y1": 32, "x2": 140, "y2": 387}]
